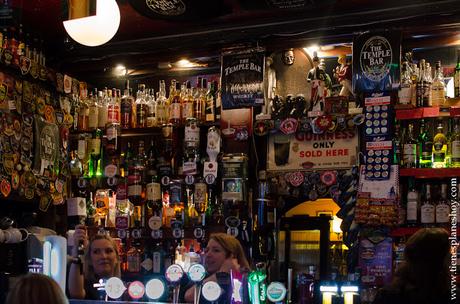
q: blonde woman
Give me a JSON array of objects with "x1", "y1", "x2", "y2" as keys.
[
  {"x1": 184, "y1": 233, "x2": 250, "y2": 303},
  {"x1": 68, "y1": 225, "x2": 121, "y2": 299}
]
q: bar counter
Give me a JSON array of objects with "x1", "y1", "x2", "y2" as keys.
[{"x1": 69, "y1": 300, "x2": 182, "y2": 304}]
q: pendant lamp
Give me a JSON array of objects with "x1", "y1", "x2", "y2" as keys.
[{"x1": 63, "y1": 0, "x2": 120, "y2": 47}]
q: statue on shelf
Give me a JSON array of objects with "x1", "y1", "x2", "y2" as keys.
[
  {"x1": 282, "y1": 48, "x2": 295, "y2": 66},
  {"x1": 307, "y1": 52, "x2": 327, "y2": 112},
  {"x1": 334, "y1": 54, "x2": 353, "y2": 97},
  {"x1": 265, "y1": 56, "x2": 277, "y2": 116}
]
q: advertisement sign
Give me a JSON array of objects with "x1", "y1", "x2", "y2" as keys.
[
  {"x1": 267, "y1": 130, "x2": 358, "y2": 171},
  {"x1": 359, "y1": 237, "x2": 393, "y2": 286},
  {"x1": 221, "y1": 49, "x2": 264, "y2": 109},
  {"x1": 353, "y1": 31, "x2": 401, "y2": 93}
]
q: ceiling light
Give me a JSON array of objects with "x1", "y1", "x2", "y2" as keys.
[
  {"x1": 114, "y1": 64, "x2": 127, "y2": 77},
  {"x1": 303, "y1": 45, "x2": 320, "y2": 58},
  {"x1": 176, "y1": 59, "x2": 194, "y2": 68},
  {"x1": 63, "y1": 0, "x2": 120, "y2": 47}
]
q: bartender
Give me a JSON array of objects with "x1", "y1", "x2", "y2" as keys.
[
  {"x1": 183, "y1": 233, "x2": 250, "y2": 303},
  {"x1": 67, "y1": 225, "x2": 121, "y2": 299}
]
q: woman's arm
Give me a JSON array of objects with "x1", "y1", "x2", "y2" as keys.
[
  {"x1": 68, "y1": 225, "x2": 88, "y2": 299},
  {"x1": 68, "y1": 260, "x2": 86, "y2": 299}
]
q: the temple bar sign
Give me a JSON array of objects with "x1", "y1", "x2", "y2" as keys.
[{"x1": 267, "y1": 130, "x2": 359, "y2": 171}]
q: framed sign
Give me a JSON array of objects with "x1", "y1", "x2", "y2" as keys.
[
  {"x1": 267, "y1": 130, "x2": 358, "y2": 171},
  {"x1": 221, "y1": 48, "x2": 264, "y2": 109},
  {"x1": 352, "y1": 31, "x2": 401, "y2": 93}
]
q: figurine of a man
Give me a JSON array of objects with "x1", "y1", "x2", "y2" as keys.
[
  {"x1": 282, "y1": 49, "x2": 295, "y2": 65},
  {"x1": 334, "y1": 54, "x2": 353, "y2": 97},
  {"x1": 307, "y1": 52, "x2": 327, "y2": 112}
]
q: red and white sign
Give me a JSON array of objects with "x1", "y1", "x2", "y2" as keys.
[{"x1": 267, "y1": 130, "x2": 359, "y2": 171}]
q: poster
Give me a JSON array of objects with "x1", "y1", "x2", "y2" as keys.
[
  {"x1": 220, "y1": 108, "x2": 253, "y2": 153},
  {"x1": 359, "y1": 237, "x2": 393, "y2": 286},
  {"x1": 221, "y1": 49, "x2": 264, "y2": 109},
  {"x1": 353, "y1": 31, "x2": 401, "y2": 93},
  {"x1": 33, "y1": 115, "x2": 60, "y2": 176},
  {"x1": 267, "y1": 130, "x2": 358, "y2": 171}
]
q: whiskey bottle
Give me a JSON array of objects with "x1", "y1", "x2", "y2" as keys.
[
  {"x1": 182, "y1": 81, "x2": 194, "y2": 123},
  {"x1": 146, "y1": 88, "x2": 157, "y2": 128},
  {"x1": 88, "y1": 90, "x2": 99, "y2": 130},
  {"x1": 406, "y1": 178, "x2": 418, "y2": 226},
  {"x1": 169, "y1": 81, "x2": 182, "y2": 126},
  {"x1": 128, "y1": 141, "x2": 146, "y2": 206},
  {"x1": 431, "y1": 61, "x2": 446, "y2": 106},
  {"x1": 121, "y1": 81, "x2": 134, "y2": 129},
  {"x1": 88, "y1": 129, "x2": 102, "y2": 178},
  {"x1": 436, "y1": 183, "x2": 450, "y2": 226},
  {"x1": 136, "y1": 84, "x2": 148, "y2": 128},
  {"x1": 393, "y1": 120, "x2": 402, "y2": 165},
  {"x1": 398, "y1": 61, "x2": 412, "y2": 105},
  {"x1": 402, "y1": 123, "x2": 418, "y2": 168},
  {"x1": 420, "y1": 184, "x2": 435, "y2": 226},
  {"x1": 205, "y1": 80, "x2": 215, "y2": 122},
  {"x1": 194, "y1": 77, "x2": 204, "y2": 124},
  {"x1": 156, "y1": 80, "x2": 168, "y2": 126}
]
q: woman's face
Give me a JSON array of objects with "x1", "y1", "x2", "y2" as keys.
[
  {"x1": 90, "y1": 239, "x2": 117, "y2": 278},
  {"x1": 204, "y1": 239, "x2": 228, "y2": 274}
]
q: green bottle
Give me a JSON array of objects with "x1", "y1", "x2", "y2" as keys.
[
  {"x1": 418, "y1": 119, "x2": 433, "y2": 168},
  {"x1": 88, "y1": 129, "x2": 102, "y2": 178}
]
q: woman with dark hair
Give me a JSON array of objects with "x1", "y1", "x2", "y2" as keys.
[
  {"x1": 183, "y1": 233, "x2": 250, "y2": 303},
  {"x1": 68, "y1": 225, "x2": 121, "y2": 299},
  {"x1": 373, "y1": 228, "x2": 450, "y2": 304},
  {"x1": 6, "y1": 273, "x2": 68, "y2": 304}
]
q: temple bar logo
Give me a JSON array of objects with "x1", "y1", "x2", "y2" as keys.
[{"x1": 360, "y1": 36, "x2": 392, "y2": 82}]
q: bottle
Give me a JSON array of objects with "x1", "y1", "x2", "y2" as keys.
[
  {"x1": 98, "y1": 89, "x2": 108, "y2": 129},
  {"x1": 88, "y1": 129, "x2": 102, "y2": 178},
  {"x1": 121, "y1": 80, "x2": 134, "y2": 129},
  {"x1": 169, "y1": 81, "x2": 182, "y2": 126},
  {"x1": 418, "y1": 119, "x2": 433, "y2": 168},
  {"x1": 450, "y1": 118, "x2": 460, "y2": 168},
  {"x1": 432, "y1": 122, "x2": 447, "y2": 168},
  {"x1": 156, "y1": 80, "x2": 168, "y2": 126},
  {"x1": 402, "y1": 123, "x2": 418, "y2": 168},
  {"x1": 406, "y1": 178, "x2": 418, "y2": 226},
  {"x1": 423, "y1": 62, "x2": 432, "y2": 107},
  {"x1": 136, "y1": 84, "x2": 148, "y2": 128},
  {"x1": 435, "y1": 184, "x2": 450, "y2": 227},
  {"x1": 127, "y1": 240, "x2": 141, "y2": 273},
  {"x1": 213, "y1": 81, "x2": 221, "y2": 121},
  {"x1": 146, "y1": 88, "x2": 157, "y2": 127},
  {"x1": 455, "y1": 50, "x2": 460, "y2": 98},
  {"x1": 107, "y1": 88, "x2": 121, "y2": 126},
  {"x1": 152, "y1": 241, "x2": 165, "y2": 275},
  {"x1": 88, "y1": 91, "x2": 99, "y2": 130},
  {"x1": 194, "y1": 77, "x2": 204, "y2": 123},
  {"x1": 128, "y1": 141, "x2": 146, "y2": 206},
  {"x1": 420, "y1": 184, "x2": 435, "y2": 226},
  {"x1": 141, "y1": 244, "x2": 153, "y2": 275},
  {"x1": 431, "y1": 61, "x2": 446, "y2": 106},
  {"x1": 393, "y1": 120, "x2": 402, "y2": 165},
  {"x1": 205, "y1": 81, "x2": 215, "y2": 122},
  {"x1": 182, "y1": 81, "x2": 194, "y2": 123},
  {"x1": 416, "y1": 60, "x2": 424, "y2": 107},
  {"x1": 398, "y1": 61, "x2": 412, "y2": 105},
  {"x1": 69, "y1": 150, "x2": 83, "y2": 178},
  {"x1": 146, "y1": 142, "x2": 162, "y2": 218}
]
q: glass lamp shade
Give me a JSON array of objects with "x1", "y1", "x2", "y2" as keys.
[{"x1": 63, "y1": 0, "x2": 120, "y2": 47}]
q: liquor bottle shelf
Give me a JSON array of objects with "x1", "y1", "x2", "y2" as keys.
[
  {"x1": 395, "y1": 104, "x2": 460, "y2": 120},
  {"x1": 399, "y1": 168, "x2": 460, "y2": 178},
  {"x1": 69, "y1": 122, "x2": 221, "y2": 138}
]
